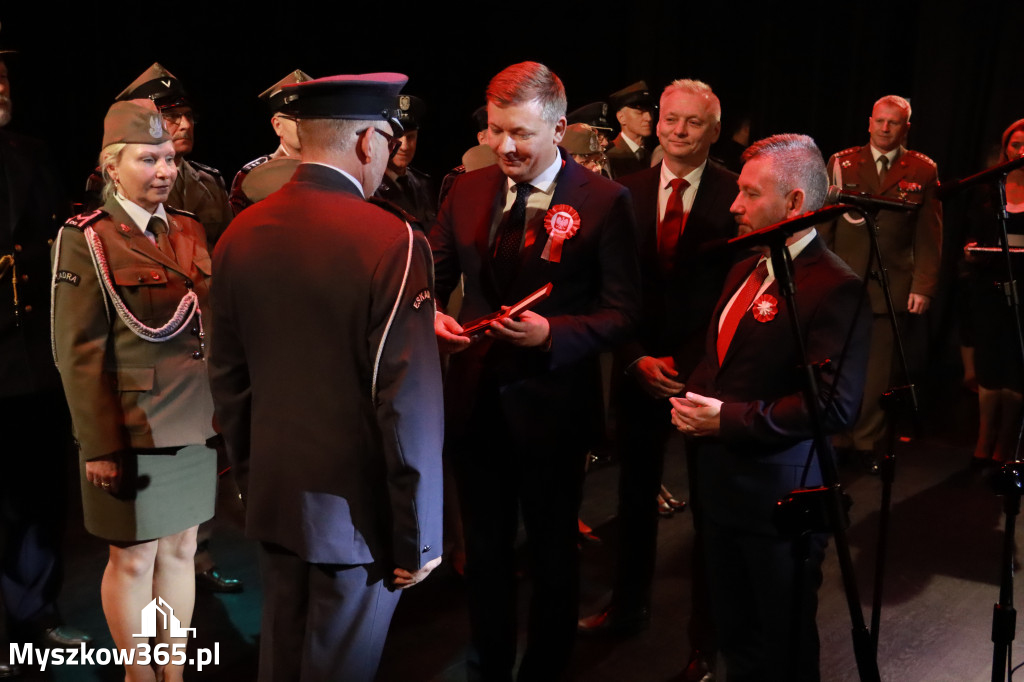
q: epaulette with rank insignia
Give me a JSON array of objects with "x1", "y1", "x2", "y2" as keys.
[
  {"x1": 905, "y1": 149, "x2": 937, "y2": 167},
  {"x1": 367, "y1": 196, "x2": 418, "y2": 225},
  {"x1": 835, "y1": 146, "x2": 861, "y2": 157},
  {"x1": 166, "y1": 206, "x2": 200, "y2": 220},
  {"x1": 241, "y1": 155, "x2": 272, "y2": 173},
  {"x1": 63, "y1": 209, "x2": 107, "y2": 231},
  {"x1": 190, "y1": 160, "x2": 224, "y2": 180}
]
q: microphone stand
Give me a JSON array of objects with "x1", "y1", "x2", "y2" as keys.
[
  {"x1": 842, "y1": 204, "x2": 921, "y2": 653},
  {"x1": 984, "y1": 171, "x2": 1024, "y2": 682},
  {"x1": 758, "y1": 226, "x2": 881, "y2": 682}
]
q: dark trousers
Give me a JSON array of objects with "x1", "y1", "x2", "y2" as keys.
[
  {"x1": 257, "y1": 543, "x2": 401, "y2": 682},
  {"x1": 0, "y1": 390, "x2": 71, "y2": 640},
  {"x1": 611, "y1": 379, "x2": 671, "y2": 613},
  {"x1": 453, "y1": 397, "x2": 587, "y2": 682},
  {"x1": 612, "y1": 379, "x2": 715, "y2": 654},
  {"x1": 704, "y1": 522, "x2": 827, "y2": 682}
]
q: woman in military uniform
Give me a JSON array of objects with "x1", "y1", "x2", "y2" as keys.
[{"x1": 51, "y1": 100, "x2": 216, "y2": 682}]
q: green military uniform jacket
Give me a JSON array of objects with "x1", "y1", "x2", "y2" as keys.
[
  {"x1": 51, "y1": 198, "x2": 216, "y2": 462},
  {"x1": 822, "y1": 144, "x2": 943, "y2": 313}
]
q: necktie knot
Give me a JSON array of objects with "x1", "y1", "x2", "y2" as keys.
[
  {"x1": 148, "y1": 216, "x2": 167, "y2": 236},
  {"x1": 669, "y1": 178, "x2": 689, "y2": 194}
]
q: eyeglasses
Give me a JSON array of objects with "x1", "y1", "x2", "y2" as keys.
[
  {"x1": 161, "y1": 110, "x2": 195, "y2": 126},
  {"x1": 361, "y1": 127, "x2": 401, "y2": 160}
]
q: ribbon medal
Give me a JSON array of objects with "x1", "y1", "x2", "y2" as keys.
[
  {"x1": 541, "y1": 204, "x2": 580, "y2": 263},
  {"x1": 752, "y1": 294, "x2": 778, "y2": 322}
]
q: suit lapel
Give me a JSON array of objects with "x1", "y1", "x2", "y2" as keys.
[
  {"x1": 720, "y1": 238, "x2": 826, "y2": 369},
  {"x1": 678, "y1": 163, "x2": 728, "y2": 258}
]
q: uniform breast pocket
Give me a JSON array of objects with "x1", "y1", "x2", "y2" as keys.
[{"x1": 112, "y1": 265, "x2": 170, "y2": 323}]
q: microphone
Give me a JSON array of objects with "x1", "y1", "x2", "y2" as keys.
[
  {"x1": 937, "y1": 154, "x2": 1024, "y2": 198},
  {"x1": 825, "y1": 186, "x2": 919, "y2": 212},
  {"x1": 727, "y1": 204, "x2": 852, "y2": 250}
]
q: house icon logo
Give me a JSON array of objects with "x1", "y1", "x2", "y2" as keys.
[{"x1": 133, "y1": 597, "x2": 196, "y2": 639}]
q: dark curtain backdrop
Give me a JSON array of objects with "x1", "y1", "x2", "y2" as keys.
[{"x1": 2, "y1": 2, "x2": 1021, "y2": 210}]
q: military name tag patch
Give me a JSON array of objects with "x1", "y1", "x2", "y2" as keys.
[
  {"x1": 412, "y1": 288, "x2": 432, "y2": 310},
  {"x1": 56, "y1": 270, "x2": 81, "y2": 286}
]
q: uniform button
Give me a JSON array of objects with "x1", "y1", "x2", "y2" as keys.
[
  {"x1": 24, "y1": 305, "x2": 32, "y2": 313},
  {"x1": 190, "y1": 326, "x2": 199, "y2": 335},
  {"x1": 421, "y1": 545, "x2": 431, "y2": 553},
  {"x1": 192, "y1": 351, "x2": 203, "y2": 359},
  {"x1": 13, "y1": 244, "x2": 22, "y2": 252},
  {"x1": 47, "y1": 239, "x2": 54, "y2": 245},
  {"x1": 184, "y1": 278, "x2": 193, "y2": 289},
  {"x1": 137, "y1": 276, "x2": 145, "y2": 283}
]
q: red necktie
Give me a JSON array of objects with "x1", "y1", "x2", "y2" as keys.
[
  {"x1": 658, "y1": 178, "x2": 689, "y2": 271},
  {"x1": 717, "y1": 259, "x2": 769, "y2": 364}
]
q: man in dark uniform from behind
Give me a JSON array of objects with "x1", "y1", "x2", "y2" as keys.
[
  {"x1": 208, "y1": 72, "x2": 444, "y2": 682},
  {"x1": 0, "y1": 46, "x2": 90, "y2": 679},
  {"x1": 605, "y1": 81, "x2": 657, "y2": 178},
  {"x1": 373, "y1": 94, "x2": 438, "y2": 228},
  {"x1": 229, "y1": 69, "x2": 312, "y2": 215}
]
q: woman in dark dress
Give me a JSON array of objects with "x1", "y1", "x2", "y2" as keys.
[
  {"x1": 965, "y1": 118, "x2": 1024, "y2": 463},
  {"x1": 51, "y1": 100, "x2": 216, "y2": 682}
]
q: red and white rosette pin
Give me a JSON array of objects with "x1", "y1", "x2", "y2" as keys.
[
  {"x1": 752, "y1": 294, "x2": 778, "y2": 322},
  {"x1": 541, "y1": 204, "x2": 580, "y2": 263}
]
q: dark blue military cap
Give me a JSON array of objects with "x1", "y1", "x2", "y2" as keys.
[{"x1": 278, "y1": 73, "x2": 408, "y2": 128}]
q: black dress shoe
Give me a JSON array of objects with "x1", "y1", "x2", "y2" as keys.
[
  {"x1": 577, "y1": 606, "x2": 650, "y2": 636},
  {"x1": 196, "y1": 567, "x2": 244, "y2": 593},
  {"x1": 43, "y1": 625, "x2": 92, "y2": 647},
  {"x1": 0, "y1": 661, "x2": 23, "y2": 679}
]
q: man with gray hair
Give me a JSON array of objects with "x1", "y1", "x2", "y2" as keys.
[
  {"x1": 431, "y1": 60, "x2": 639, "y2": 680},
  {"x1": 670, "y1": 134, "x2": 870, "y2": 681},
  {"x1": 823, "y1": 95, "x2": 942, "y2": 465},
  {"x1": 578, "y1": 78, "x2": 737, "y2": 678},
  {"x1": 209, "y1": 73, "x2": 444, "y2": 682}
]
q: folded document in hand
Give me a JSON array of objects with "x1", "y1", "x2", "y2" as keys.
[{"x1": 459, "y1": 283, "x2": 553, "y2": 338}]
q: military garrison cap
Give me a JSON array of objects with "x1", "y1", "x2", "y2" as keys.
[
  {"x1": 260, "y1": 69, "x2": 313, "y2": 113},
  {"x1": 609, "y1": 81, "x2": 653, "y2": 112},
  {"x1": 116, "y1": 62, "x2": 189, "y2": 110},
  {"x1": 561, "y1": 123, "x2": 602, "y2": 155},
  {"x1": 278, "y1": 73, "x2": 408, "y2": 129},
  {"x1": 102, "y1": 99, "x2": 173, "y2": 147}
]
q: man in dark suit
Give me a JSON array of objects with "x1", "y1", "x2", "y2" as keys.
[
  {"x1": 0, "y1": 50, "x2": 89, "y2": 678},
  {"x1": 822, "y1": 95, "x2": 942, "y2": 460},
  {"x1": 671, "y1": 134, "x2": 870, "y2": 681},
  {"x1": 431, "y1": 61, "x2": 639, "y2": 681},
  {"x1": 578, "y1": 80, "x2": 736, "y2": 665},
  {"x1": 605, "y1": 81, "x2": 657, "y2": 178},
  {"x1": 209, "y1": 73, "x2": 444, "y2": 682}
]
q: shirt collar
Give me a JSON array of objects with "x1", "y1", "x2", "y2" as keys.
[
  {"x1": 302, "y1": 162, "x2": 365, "y2": 198},
  {"x1": 114, "y1": 193, "x2": 169, "y2": 234},
  {"x1": 763, "y1": 228, "x2": 817, "y2": 278},
  {"x1": 506, "y1": 151, "x2": 563, "y2": 196},
  {"x1": 869, "y1": 145, "x2": 899, "y2": 165},
  {"x1": 659, "y1": 158, "x2": 707, "y2": 190}
]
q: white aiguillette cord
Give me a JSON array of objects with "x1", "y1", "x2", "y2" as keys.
[{"x1": 49, "y1": 225, "x2": 203, "y2": 369}]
